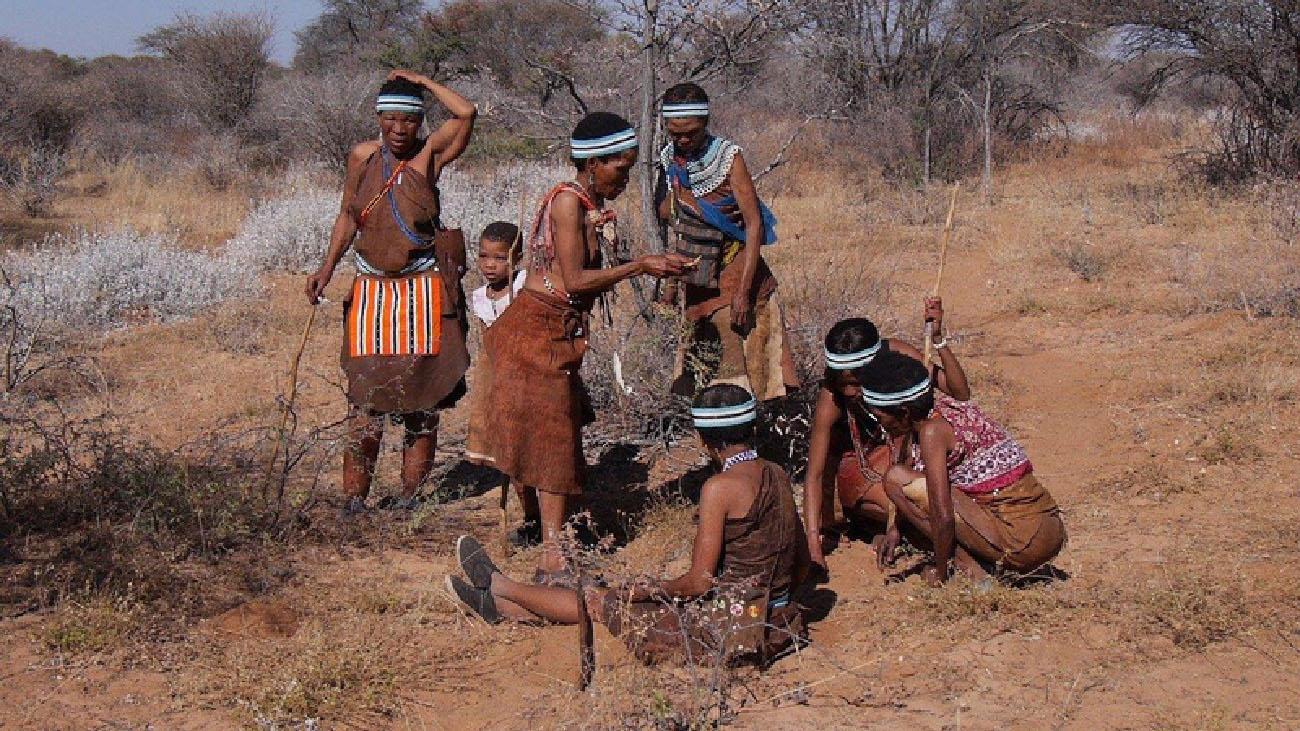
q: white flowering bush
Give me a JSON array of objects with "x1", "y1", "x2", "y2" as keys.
[
  {"x1": 2, "y1": 229, "x2": 258, "y2": 332},
  {"x1": 225, "y1": 189, "x2": 337, "y2": 274},
  {"x1": 0, "y1": 162, "x2": 570, "y2": 348},
  {"x1": 439, "y1": 161, "x2": 568, "y2": 253}
]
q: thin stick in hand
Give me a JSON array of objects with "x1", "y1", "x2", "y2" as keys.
[{"x1": 924, "y1": 183, "x2": 960, "y2": 369}]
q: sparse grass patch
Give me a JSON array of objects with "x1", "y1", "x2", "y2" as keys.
[
  {"x1": 1135, "y1": 572, "x2": 1247, "y2": 650},
  {"x1": 41, "y1": 595, "x2": 147, "y2": 656},
  {"x1": 1051, "y1": 239, "x2": 1109, "y2": 282},
  {"x1": 1194, "y1": 425, "x2": 1264, "y2": 466}
]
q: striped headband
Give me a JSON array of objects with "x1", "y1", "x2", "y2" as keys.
[
  {"x1": 662, "y1": 102, "x2": 710, "y2": 119},
  {"x1": 691, "y1": 398, "x2": 758, "y2": 429},
  {"x1": 860, "y1": 377, "x2": 932, "y2": 407},
  {"x1": 570, "y1": 127, "x2": 639, "y2": 159},
  {"x1": 824, "y1": 341, "x2": 882, "y2": 371},
  {"x1": 376, "y1": 94, "x2": 425, "y2": 115}
]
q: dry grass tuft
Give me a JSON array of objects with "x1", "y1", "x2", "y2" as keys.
[
  {"x1": 41, "y1": 595, "x2": 147, "y2": 657},
  {"x1": 1135, "y1": 572, "x2": 1248, "y2": 649}
]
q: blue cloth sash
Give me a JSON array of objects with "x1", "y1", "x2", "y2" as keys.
[{"x1": 667, "y1": 162, "x2": 778, "y2": 245}]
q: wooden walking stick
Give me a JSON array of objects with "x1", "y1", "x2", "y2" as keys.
[
  {"x1": 923, "y1": 183, "x2": 961, "y2": 369},
  {"x1": 265, "y1": 301, "x2": 320, "y2": 497}
]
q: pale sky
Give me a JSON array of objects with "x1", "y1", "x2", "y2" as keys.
[{"x1": 1, "y1": 1, "x2": 325, "y2": 64}]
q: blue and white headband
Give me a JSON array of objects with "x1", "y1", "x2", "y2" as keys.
[
  {"x1": 662, "y1": 102, "x2": 710, "y2": 119},
  {"x1": 376, "y1": 94, "x2": 425, "y2": 116},
  {"x1": 570, "y1": 128, "x2": 639, "y2": 159},
  {"x1": 860, "y1": 377, "x2": 932, "y2": 407},
  {"x1": 691, "y1": 398, "x2": 758, "y2": 429},
  {"x1": 825, "y1": 341, "x2": 882, "y2": 371}
]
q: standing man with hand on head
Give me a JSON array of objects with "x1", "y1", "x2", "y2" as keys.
[{"x1": 305, "y1": 70, "x2": 477, "y2": 516}]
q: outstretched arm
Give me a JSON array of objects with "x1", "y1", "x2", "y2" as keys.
[{"x1": 551, "y1": 193, "x2": 688, "y2": 295}]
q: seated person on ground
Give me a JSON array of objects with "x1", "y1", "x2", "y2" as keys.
[
  {"x1": 855, "y1": 351, "x2": 1064, "y2": 583},
  {"x1": 803, "y1": 300, "x2": 970, "y2": 571},
  {"x1": 446, "y1": 384, "x2": 810, "y2": 665}
]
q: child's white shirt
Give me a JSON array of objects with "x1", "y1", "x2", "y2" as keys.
[{"x1": 470, "y1": 271, "x2": 526, "y2": 326}]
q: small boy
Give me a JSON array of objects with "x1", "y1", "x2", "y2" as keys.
[
  {"x1": 464, "y1": 222, "x2": 538, "y2": 545},
  {"x1": 468, "y1": 221, "x2": 527, "y2": 327}
]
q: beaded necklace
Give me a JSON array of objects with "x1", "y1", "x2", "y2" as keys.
[{"x1": 720, "y1": 449, "x2": 758, "y2": 472}]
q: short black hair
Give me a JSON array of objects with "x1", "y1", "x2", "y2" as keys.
[
  {"x1": 824, "y1": 317, "x2": 881, "y2": 382},
  {"x1": 853, "y1": 350, "x2": 934, "y2": 422},
  {"x1": 692, "y1": 383, "x2": 756, "y2": 448},
  {"x1": 480, "y1": 221, "x2": 522, "y2": 263},
  {"x1": 570, "y1": 111, "x2": 636, "y2": 170},
  {"x1": 663, "y1": 82, "x2": 709, "y2": 106}
]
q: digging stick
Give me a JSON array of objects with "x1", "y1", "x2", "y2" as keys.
[
  {"x1": 265, "y1": 301, "x2": 319, "y2": 497},
  {"x1": 923, "y1": 183, "x2": 961, "y2": 369}
]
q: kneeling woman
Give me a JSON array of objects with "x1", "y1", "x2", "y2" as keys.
[
  {"x1": 861, "y1": 352, "x2": 1064, "y2": 583},
  {"x1": 446, "y1": 384, "x2": 809, "y2": 664},
  {"x1": 803, "y1": 301, "x2": 970, "y2": 570}
]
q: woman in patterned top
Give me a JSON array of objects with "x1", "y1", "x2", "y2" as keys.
[{"x1": 860, "y1": 351, "x2": 1065, "y2": 584}]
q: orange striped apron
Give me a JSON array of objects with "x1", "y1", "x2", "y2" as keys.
[{"x1": 347, "y1": 271, "x2": 442, "y2": 357}]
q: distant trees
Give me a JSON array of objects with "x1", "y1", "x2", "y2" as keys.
[
  {"x1": 1106, "y1": 0, "x2": 1300, "y2": 181},
  {"x1": 293, "y1": 0, "x2": 425, "y2": 71},
  {"x1": 137, "y1": 12, "x2": 274, "y2": 130}
]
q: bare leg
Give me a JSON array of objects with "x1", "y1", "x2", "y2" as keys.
[
  {"x1": 400, "y1": 431, "x2": 437, "y2": 499},
  {"x1": 537, "y1": 490, "x2": 570, "y2": 574},
  {"x1": 490, "y1": 572, "x2": 583, "y2": 624},
  {"x1": 884, "y1": 470, "x2": 991, "y2": 579},
  {"x1": 343, "y1": 411, "x2": 383, "y2": 500}
]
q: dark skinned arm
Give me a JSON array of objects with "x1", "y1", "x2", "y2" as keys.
[
  {"x1": 891, "y1": 338, "x2": 970, "y2": 402},
  {"x1": 727, "y1": 152, "x2": 764, "y2": 332},
  {"x1": 382, "y1": 70, "x2": 476, "y2": 181},
  {"x1": 918, "y1": 420, "x2": 958, "y2": 581},
  {"x1": 305, "y1": 142, "x2": 374, "y2": 303},
  {"x1": 550, "y1": 193, "x2": 686, "y2": 295},
  {"x1": 802, "y1": 385, "x2": 843, "y2": 568},
  {"x1": 926, "y1": 296, "x2": 970, "y2": 400}
]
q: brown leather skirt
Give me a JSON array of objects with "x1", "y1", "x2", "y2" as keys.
[
  {"x1": 601, "y1": 592, "x2": 804, "y2": 666},
  {"x1": 479, "y1": 289, "x2": 590, "y2": 495}
]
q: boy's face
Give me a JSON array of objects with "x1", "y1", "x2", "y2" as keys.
[{"x1": 477, "y1": 238, "x2": 513, "y2": 285}]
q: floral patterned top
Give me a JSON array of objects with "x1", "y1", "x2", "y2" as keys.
[{"x1": 911, "y1": 393, "x2": 1032, "y2": 494}]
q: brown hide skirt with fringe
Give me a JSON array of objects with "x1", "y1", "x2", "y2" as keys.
[{"x1": 480, "y1": 289, "x2": 591, "y2": 495}]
